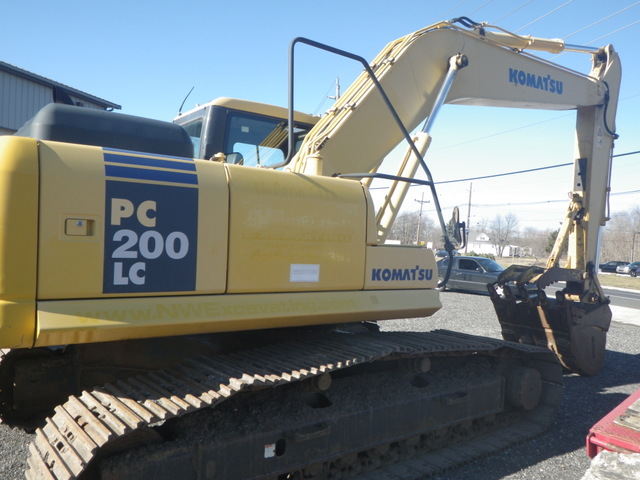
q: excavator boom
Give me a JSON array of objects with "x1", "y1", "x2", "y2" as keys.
[{"x1": 290, "y1": 20, "x2": 619, "y2": 247}]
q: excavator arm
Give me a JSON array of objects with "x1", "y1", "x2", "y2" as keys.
[{"x1": 285, "y1": 18, "x2": 621, "y2": 375}]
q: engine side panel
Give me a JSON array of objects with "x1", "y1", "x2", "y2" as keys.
[
  {"x1": 0, "y1": 137, "x2": 38, "y2": 348},
  {"x1": 226, "y1": 165, "x2": 367, "y2": 293}
]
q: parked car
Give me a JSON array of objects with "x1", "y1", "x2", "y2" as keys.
[
  {"x1": 616, "y1": 261, "x2": 640, "y2": 277},
  {"x1": 435, "y1": 249, "x2": 459, "y2": 258},
  {"x1": 599, "y1": 260, "x2": 629, "y2": 273},
  {"x1": 436, "y1": 255, "x2": 504, "y2": 294}
]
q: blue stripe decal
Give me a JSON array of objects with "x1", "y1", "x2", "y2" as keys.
[
  {"x1": 105, "y1": 164, "x2": 198, "y2": 185},
  {"x1": 104, "y1": 152, "x2": 196, "y2": 172}
]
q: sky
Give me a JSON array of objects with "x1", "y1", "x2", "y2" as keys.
[{"x1": 2, "y1": 0, "x2": 639, "y2": 234}]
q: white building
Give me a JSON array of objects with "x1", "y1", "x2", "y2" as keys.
[{"x1": 467, "y1": 232, "x2": 522, "y2": 257}]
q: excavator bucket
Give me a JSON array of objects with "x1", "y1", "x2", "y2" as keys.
[{"x1": 489, "y1": 265, "x2": 612, "y2": 376}]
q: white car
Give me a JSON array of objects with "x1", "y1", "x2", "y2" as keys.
[{"x1": 617, "y1": 261, "x2": 640, "y2": 277}]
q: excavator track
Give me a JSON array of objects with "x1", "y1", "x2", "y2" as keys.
[{"x1": 25, "y1": 330, "x2": 562, "y2": 480}]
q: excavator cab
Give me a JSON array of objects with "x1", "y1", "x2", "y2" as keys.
[{"x1": 173, "y1": 97, "x2": 318, "y2": 164}]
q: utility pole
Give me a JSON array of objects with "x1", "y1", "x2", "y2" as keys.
[
  {"x1": 415, "y1": 192, "x2": 430, "y2": 245},
  {"x1": 465, "y1": 182, "x2": 472, "y2": 253},
  {"x1": 328, "y1": 77, "x2": 341, "y2": 101}
]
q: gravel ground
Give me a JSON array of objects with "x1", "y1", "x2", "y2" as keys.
[
  {"x1": 380, "y1": 291, "x2": 640, "y2": 480},
  {"x1": 1, "y1": 290, "x2": 638, "y2": 479}
]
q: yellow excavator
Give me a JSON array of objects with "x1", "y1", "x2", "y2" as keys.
[{"x1": 0, "y1": 17, "x2": 620, "y2": 479}]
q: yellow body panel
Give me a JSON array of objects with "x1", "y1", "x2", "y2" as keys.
[
  {"x1": 0, "y1": 137, "x2": 38, "y2": 347},
  {"x1": 0, "y1": 138, "x2": 441, "y2": 348},
  {"x1": 226, "y1": 165, "x2": 367, "y2": 293},
  {"x1": 193, "y1": 160, "x2": 229, "y2": 293},
  {"x1": 364, "y1": 245, "x2": 437, "y2": 290},
  {"x1": 35, "y1": 289, "x2": 441, "y2": 346},
  {"x1": 38, "y1": 142, "x2": 107, "y2": 298},
  {"x1": 37, "y1": 141, "x2": 229, "y2": 299}
]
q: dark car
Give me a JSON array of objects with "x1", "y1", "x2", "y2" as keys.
[
  {"x1": 616, "y1": 261, "x2": 640, "y2": 277},
  {"x1": 436, "y1": 255, "x2": 504, "y2": 294},
  {"x1": 435, "y1": 249, "x2": 459, "y2": 258},
  {"x1": 599, "y1": 260, "x2": 629, "y2": 273}
]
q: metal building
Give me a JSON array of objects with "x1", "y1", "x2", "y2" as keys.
[{"x1": 0, "y1": 61, "x2": 120, "y2": 135}]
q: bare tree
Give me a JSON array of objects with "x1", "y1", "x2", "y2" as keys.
[
  {"x1": 486, "y1": 212, "x2": 519, "y2": 257},
  {"x1": 519, "y1": 226, "x2": 551, "y2": 257},
  {"x1": 388, "y1": 212, "x2": 437, "y2": 245},
  {"x1": 601, "y1": 206, "x2": 640, "y2": 261}
]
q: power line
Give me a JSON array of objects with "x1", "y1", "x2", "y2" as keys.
[
  {"x1": 370, "y1": 150, "x2": 640, "y2": 191},
  {"x1": 583, "y1": 19, "x2": 640, "y2": 46},
  {"x1": 551, "y1": 9, "x2": 640, "y2": 62},
  {"x1": 435, "y1": 90, "x2": 640, "y2": 153},
  {"x1": 472, "y1": 189, "x2": 640, "y2": 208},
  {"x1": 439, "y1": 0, "x2": 471, "y2": 21},
  {"x1": 562, "y1": 2, "x2": 640, "y2": 40},
  {"x1": 612, "y1": 189, "x2": 640, "y2": 197},
  {"x1": 435, "y1": 88, "x2": 640, "y2": 152},
  {"x1": 434, "y1": 112, "x2": 573, "y2": 151},
  {"x1": 493, "y1": 0, "x2": 536, "y2": 23},
  {"x1": 435, "y1": 162, "x2": 570, "y2": 185},
  {"x1": 434, "y1": 188, "x2": 640, "y2": 215},
  {"x1": 514, "y1": 0, "x2": 576, "y2": 33},
  {"x1": 434, "y1": 150, "x2": 640, "y2": 185},
  {"x1": 470, "y1": 0, "x2": 496, "y2": 16},
  {"x1": 614, "y1": 150, "x2": 640, "y2": 159},
  {"x1": 313, "y1": 80, "x2": 340, "y2": 115}
]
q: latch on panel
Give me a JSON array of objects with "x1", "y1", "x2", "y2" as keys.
[{"x1": 65, "y1": 218, "x2": 93, "y2": 236}]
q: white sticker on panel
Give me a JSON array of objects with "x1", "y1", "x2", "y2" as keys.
[{"x1": 290, "y1": 264, "x2": 320, "y2": 282}]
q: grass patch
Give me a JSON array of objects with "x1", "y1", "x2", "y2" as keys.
[
  {"x1": 494, "y1": 257, "x2": 640, "y2": 290},
  {"x1": 598, "y1": 274, "x2": 640, "y2": 290}
]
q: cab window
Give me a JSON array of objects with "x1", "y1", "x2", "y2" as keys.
[
  {"x1": 180, "y1": 119, "x2": 203, "y2": 158},
  {"x1": 224, "y1": 112, "x2": 309, "y2": 167}
]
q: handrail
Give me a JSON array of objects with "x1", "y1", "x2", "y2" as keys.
[
  {"x1": 271, "y1": 36, "x2": 424, "y2": 171},
  {"x1": 336, "y1": 173, "x2": 434, "y2": 187}
]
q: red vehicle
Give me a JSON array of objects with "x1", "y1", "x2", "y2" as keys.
[{"x1": 587, "y1": 389, "x2": 640, "y2": 457}]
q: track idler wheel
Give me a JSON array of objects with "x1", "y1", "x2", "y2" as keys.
[{"x1": 504, "y1": 365, "x2": 542, "y2": 410}]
